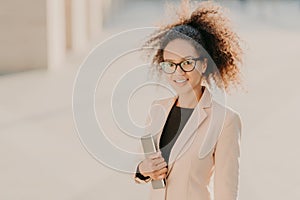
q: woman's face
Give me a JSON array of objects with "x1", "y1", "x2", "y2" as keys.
[{"x1": 162, "y1": 39, "x2": 207, "y2": 95}]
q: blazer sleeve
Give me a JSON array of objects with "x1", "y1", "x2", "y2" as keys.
[
  {"x1": 134, "y1": 161, "x2": 152, "y2": 184},
  {"x1": 213, "y1": 113, "x2": 242, "y2": 200},
  {"x1": 133, "y1": 100, "x2": 156, "y2": 184}
]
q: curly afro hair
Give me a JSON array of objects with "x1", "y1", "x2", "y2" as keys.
[{"x1": 143, "y1": 0, "x2": 244, "y2": 92}]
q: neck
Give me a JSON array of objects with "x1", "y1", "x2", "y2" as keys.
[{"x1": 175, "y1": 86, "x2": 204, "y2": 108}]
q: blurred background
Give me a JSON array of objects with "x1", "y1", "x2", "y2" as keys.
[{"x1": 1, "y1": 0, "x2": 300, "y2": 199}]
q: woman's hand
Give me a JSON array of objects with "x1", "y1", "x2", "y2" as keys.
[{"x1": 138, "y1": 151, "x2": 168, "y2": 180}]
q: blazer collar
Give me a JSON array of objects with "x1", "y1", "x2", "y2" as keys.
[{"x1": 153, "y1": 86, "x2": 213, "y2": 176}]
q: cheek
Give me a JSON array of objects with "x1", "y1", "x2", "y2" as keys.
[
  {"x1": 161, "y1": 73, "x2": 173, "y2": 85},
  {"x1": 188, "y1": 71, "x2": 201, "y2": 83},
  {"x1": 163, "y1": 74, "x2": 173, "y2": 81}
]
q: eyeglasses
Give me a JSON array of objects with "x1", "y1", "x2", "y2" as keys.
[{"x1": 159, "y1": 56, "x2": 203, "y2": 74}]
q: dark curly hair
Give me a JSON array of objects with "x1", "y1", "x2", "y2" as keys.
[{"x1": 142, "y1": 0, "x2": 244, "y2": 92}]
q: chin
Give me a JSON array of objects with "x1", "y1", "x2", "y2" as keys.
[{"x1": 173, "y1": 86, "x2": 194, "y2": 95}]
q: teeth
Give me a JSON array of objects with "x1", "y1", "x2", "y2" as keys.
[{"x1": 175, "y1": 79, "x2": 187, "y2": 83}]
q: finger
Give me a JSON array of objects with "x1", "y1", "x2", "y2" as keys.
[
  {"x1": 153, "y1": 172, "x2": 167, "y2": 180},
  {"x1": 145, "y1": 160, "x2": 162, "y2": 172},
  {"x1": 158, "y1": 167, "x2": 168, "y2": 174},
  {"x1": 158, "y1": 173, "x2": 167, "y2": 179},
  {"x1": 152, "y1": 157, "x2": 165, "y2": 165},
  {"x1": 148, "y1": 152, "x2": 161, "y2": 159},
  {"x1": 154, "y1": 161, "x2": 167, "y2": 171},
  {"x1": 153, "y1": 167, "x2": 168, "y2": 177}
]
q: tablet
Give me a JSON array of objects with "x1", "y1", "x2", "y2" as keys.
[{"x1": 141, "y1": 134, "x2": 166, "y2": 189}]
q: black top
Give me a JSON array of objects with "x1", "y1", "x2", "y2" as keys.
[
  {"x1": 136, "y1": 99, "x2": 194, "y2": 180},
  {"x1": 159, "y1": 100, "x2": 194, "y2": 164}
]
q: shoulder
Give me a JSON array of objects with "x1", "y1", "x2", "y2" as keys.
[{"x1": 211, "y1": 99, "x2": 242, "y2": 131}]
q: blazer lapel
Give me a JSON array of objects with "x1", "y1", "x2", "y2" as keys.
[
  {"x1": 149, "y1": 87, "x2": 213, "y2": 177},
  {"x1": 166, "y1": 87, "x2": 212, "y2": 176}
]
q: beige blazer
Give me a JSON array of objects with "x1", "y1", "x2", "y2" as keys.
[{"x1": 134, "y1": 86, "x2": 242, "y2": 200}]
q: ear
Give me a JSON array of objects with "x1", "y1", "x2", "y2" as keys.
[{"x1": 202, "y1": 58, "x2": 208, "y2": 73}]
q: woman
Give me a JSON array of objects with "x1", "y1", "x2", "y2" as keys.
[{"x1": 134, "y1": 1, "x2": 243, "y2": 200}]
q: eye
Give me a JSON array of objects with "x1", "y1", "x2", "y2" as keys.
[
  {"x1": 181, "y1": 60, "x2": 194, "y2": 66},
  {"x1": 161, "y1": 61, "x2": 176, "y2": 68},
  {"x1": 160, "y1": 62, "x2": 170, "y2": 68}
]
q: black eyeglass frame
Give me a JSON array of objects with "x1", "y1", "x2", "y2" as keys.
[{"x1": 159, "y1": 56, "x2": 204, "y2": 74}]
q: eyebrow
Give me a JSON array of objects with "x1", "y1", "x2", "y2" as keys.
[{"x1": 164, "y1": 56, "x2": 193, "y2": 62}]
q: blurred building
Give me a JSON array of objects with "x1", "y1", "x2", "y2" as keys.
[
  {"x1": 0, "y1": 0, "x2": 122, "y2": 74},
  {"x1": 1, "y1": 0, "x2": 298, "y2": 75}
]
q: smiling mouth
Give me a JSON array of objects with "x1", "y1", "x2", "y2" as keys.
[{"x1": 174, "y1": 79, "x2": 188, "y2": 83}]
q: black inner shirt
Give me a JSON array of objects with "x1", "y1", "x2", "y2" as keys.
[{"x1": 159, "y1": 99, "x2": 194, "y2": 164}]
